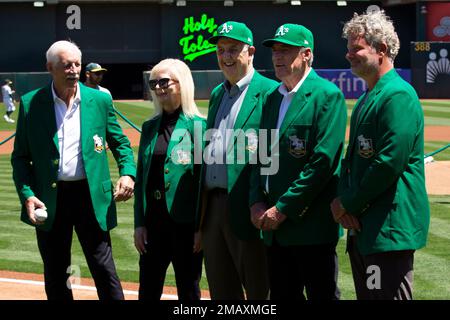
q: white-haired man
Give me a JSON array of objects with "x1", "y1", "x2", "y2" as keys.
[
  {"x1": 11, "y1": 40, "x2": 136, "y2": 300},
  {"x1": 331, "y1": 11, "x2": 430, "y2": 300},
  {"x1": 249, "y1": 23, "x2": 347, "y2": 300}
]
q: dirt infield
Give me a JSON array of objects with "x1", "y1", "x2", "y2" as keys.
[
  {"x1": 0, "y1": 270, "x2": 210, "y2": 300},
  {"x1": 425, "y1": 161, "x2": 450, "y2": 195}
]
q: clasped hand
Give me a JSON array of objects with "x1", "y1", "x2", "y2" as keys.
[
  {"x1": 250, "y1": 202, "x2": 287, "y2": 231},
  {"x1": 114, "y1": 175, "x2": 135, "y2": 202},
  {"x1": 330, "y1": 197, "x2": 361, "y2": 231}
]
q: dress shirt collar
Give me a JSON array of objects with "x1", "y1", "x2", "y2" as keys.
[
  {"x1": 51, "y1": 82, "x2": 81, "y2": 106},
  {"x1": 222, "y1": 67, "x2": 254, "y2": 97},
  {"x1": 278, "y1": 68, "x2": 312, "y2": 97}
]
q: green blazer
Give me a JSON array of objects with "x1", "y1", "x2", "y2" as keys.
[
  {"x1": 11, "y1": 83, "x2": 136, "y2": 232},
  {"x1": 249, "y1": 69, "x2": 347, "y2": 246},
  {"x1": 338, "y1": 69, "x2": 430, "y2": 255},
  {"x1": 134, "y1": 112, "x2": 206, "y2": 228},
  {"x1": 197, "y1": 70, "x2": 278, "y2": 240}
]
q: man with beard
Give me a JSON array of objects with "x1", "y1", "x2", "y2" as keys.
[
  {"x1": 84, "y1": 62, "x2": 112, "y2": 96},
  {"x1": 331, "y1": 11, "x2": 430, "y2": 300}
]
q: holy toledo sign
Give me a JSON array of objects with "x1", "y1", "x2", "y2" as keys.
[{"x1": 179, "y1": 14, "x2": 219, "y2": 62}]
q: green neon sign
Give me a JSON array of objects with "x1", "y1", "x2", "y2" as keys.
[{"x1": 179, "y1": 14, "x2": 218, "y2": 62}]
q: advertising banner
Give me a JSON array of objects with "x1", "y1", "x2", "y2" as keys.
[
  {"x1": 411, "y1": 41, "x2": 450, "y2": 98},
  {"x1": 316, "y1": 69, "x2": 411, "y2": 99},
  {"x1": 426, "y1": 2, "x2": 450, "y2": 42}
]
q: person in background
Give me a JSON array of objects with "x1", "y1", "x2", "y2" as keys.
[
  {"x1": 84, "y1": 62, "x2": 112, "y2": 96},
  {"x1": 2, "y1": 79, "x2": 16, "y2": 123}
]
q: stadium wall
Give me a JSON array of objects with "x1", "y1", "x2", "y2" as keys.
[{"x1": 0, "y1": 1, "x2": 417, "y2": 98}]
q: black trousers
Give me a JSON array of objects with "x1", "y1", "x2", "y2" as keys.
[
  {"x1": 348, "y1": 236, "x2": 414, "y2": 300},
  {"x1": 202, "y1": 188, "x2": 269, "y2": 300},
  {"x1": 266, "y1": 239, "x2": 340, "y2": 300},
  {"x1": 138, "y1": 204, "x2": 202, "y2": 300},
  {"x1": 35, "y1": 180, "x2": 124, "y2": 300}
]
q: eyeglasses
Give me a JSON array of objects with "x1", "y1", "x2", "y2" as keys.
[{"x1": 148, "y1": 78, "x2": 178, "y2": 90}]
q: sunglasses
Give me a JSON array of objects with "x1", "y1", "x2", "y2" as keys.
[{"x1": 148, "y1": 78, "x2": 178, "y2": 90}]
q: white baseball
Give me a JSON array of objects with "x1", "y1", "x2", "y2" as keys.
[{"x1": 34, "y1": 208, "x2": 48, "y2": 222}]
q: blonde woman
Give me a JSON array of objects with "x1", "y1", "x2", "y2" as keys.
[{"x1": 134, "y1": 59, "x2": 206, "y2": 300}]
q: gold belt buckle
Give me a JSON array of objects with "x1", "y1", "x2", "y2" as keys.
[{"x1": 153, "y1": 190, "x2": 162, "y2": 200}]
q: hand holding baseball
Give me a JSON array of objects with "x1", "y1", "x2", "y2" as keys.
[{"x1": 25, "y1": 196, "x2": 47, "y2": 225}]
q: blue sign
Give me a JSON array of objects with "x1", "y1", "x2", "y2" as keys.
[{"x1": 316, "y1": 69, "x2": 411, "y2": 99}]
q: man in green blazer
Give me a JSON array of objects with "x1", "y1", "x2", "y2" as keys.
[
  {"x1": 332, "y1": 11, "x2": 430, "y2": 300},
  {"x1": 11, "y1": 40, "x2": 136, "y2": 300},
  {"x1": 196, "y1": 21, "x2": 278, "y2": 299},
  {"x1": 249, "y1": 24, "x2": 347, "y2": 300}
]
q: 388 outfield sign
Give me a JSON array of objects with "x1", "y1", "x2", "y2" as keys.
[{"x1": 411, "y1": 42, "x2": 450, "y2": 99}]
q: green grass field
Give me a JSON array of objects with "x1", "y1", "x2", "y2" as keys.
[
  {"x1": 0, "y1": 99, "x2": 449, "y2": 299},
  {"x1": 2, "y1": 99, "x2": 450, "y2": 131}
]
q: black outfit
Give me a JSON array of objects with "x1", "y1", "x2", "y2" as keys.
[
  {"x1": 138, "y1": 109, "x2": 202, "y2": 300},
  {"x1": 266, "y1": 238, "x2": 340, "y2": 301},
  {"x1": 36, "y1": 180, "x2": 124, "y2": 300},
  {"x1": 348, "y1": 236, "x2": 414, "y2": 300}
]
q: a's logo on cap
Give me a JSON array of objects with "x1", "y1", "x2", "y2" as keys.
[
  {"x1": 220, "y1": 23, "x2": 233, "y2": 34},
  {"x1": 304, "y1": 40, "x2": 309, "y2": 45},
  {"x1": 275, "y1": 25, "x2": 289, "y2": 37}
]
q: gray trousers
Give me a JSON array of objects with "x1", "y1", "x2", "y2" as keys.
[
  {"x1": 202, "y1": 188, "x2": 269, "y2": 300},
  {"x1": 348, "y1": 235, "x2": 414, "y2": 300}
]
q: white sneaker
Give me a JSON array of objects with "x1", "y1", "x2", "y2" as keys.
[
  {"x1": 3, "y1": 115, "x2": 8, "y2": 122},
  {"x1": 8, "y1": 118, "x2": 15, "y2": 123}
]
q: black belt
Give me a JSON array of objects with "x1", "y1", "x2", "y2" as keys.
[
  {"x1": 57, "y1": 179, "x2": 88, "y2": 188},
  {"x1": 148, "y1": 188, "x2": 167, "y2": 201},
  {"x1": 209, "y1": 188, "x2": 227, "y2": 195},
  {"x1": 152, "y1": 189, "x2": 163, "y2": 200}
]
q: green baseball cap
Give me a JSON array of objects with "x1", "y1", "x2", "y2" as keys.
[
  {"x1": 262, "y1": 23, "x2": 314, "y2": 51},
  {"x1": 86, "y1": 62, "x2": 107, "y2": 73},
  {"x1": 208, "y1": 21, "x2": 253, "y2": 46}
]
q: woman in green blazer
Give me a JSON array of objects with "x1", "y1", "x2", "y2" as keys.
[{"x1": 133, "y1": 59, "x2": 206, "y2": 300}]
